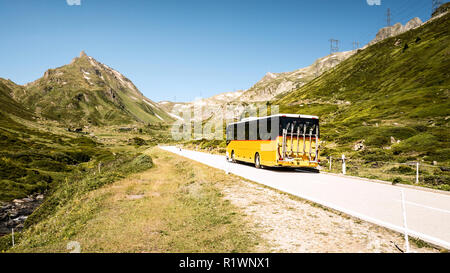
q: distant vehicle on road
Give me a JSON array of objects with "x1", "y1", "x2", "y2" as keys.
[{"x1": 226, "y1": 114, "x2": 320, "y2": 169}]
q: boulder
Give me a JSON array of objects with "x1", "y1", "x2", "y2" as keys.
[{"x1": 353, "y1": 140, "x2": 365, "y2": 151}]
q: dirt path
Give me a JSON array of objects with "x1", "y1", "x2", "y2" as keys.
[{"x1": 58, "y1": 147, "x2": 259, "y2": 253}]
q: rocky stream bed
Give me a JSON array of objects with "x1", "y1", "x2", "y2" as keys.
[{"x1": 0, "y1": 194, "x2": 44, "y2": 236}]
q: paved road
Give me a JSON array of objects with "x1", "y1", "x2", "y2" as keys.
[{"x1": 160, "y1": 146, "x2": 450, "y2": 249}]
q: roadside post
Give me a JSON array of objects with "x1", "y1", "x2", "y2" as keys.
[
  {"x1": 11, "y1": 228, "x2": 14, "y2": 247},
  {"x1": 401, "y1": 190, "x2": 410, "y2": 253},
  {"x1": 416, "y1": 162, "x2": 419, "y2": 184},
  {"x1": 342, "y1": 154, "x2": 346, "y2": 175},
  {"x1": 226, "y1": 160, "x2": 230, "y2": 175},
  {"x1": 329, "y1": 156, "x2": 332, "y2": 171}
]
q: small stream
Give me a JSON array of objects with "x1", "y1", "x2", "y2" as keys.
[{"x1": 0, "y1": 194, "x2": 44, "y2": 236}]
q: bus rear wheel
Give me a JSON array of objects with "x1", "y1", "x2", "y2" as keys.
[{"x1": 255, "y1": 153, "x2": 261, "y2": 169}]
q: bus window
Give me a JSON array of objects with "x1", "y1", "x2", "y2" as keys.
[
  {"x1": 270, "y1": 116, "x2": 279, "y2": 140},
  {"x1": 258, "y1": 118, "x2": 268, "y2": 140},
  {"x1": 237, "y1": 122, "x2": 245, "y2": 140},
  {"x1": 249, "y1": 120, "x2": 258, "y2": 140},
  {"x1": 245, "y1": 122, "x2": 250, "y2": 140},
  {"x1": 226, "y1": 123, "x2": 238, "y2": 141},
  {"x1": 258, "y1": 117, "x2": 279, "y2": 140}
]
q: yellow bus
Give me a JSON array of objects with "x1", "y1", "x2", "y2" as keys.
[{"x1": 226, "y1": 114, "x2": 320, "y2": 169}]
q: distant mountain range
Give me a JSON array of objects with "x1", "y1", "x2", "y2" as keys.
[{"x1": 160, "y1": 16, "x2": 429, "y2": 119}]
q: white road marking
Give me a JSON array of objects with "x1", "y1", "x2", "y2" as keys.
[{"x1": 395, "y1": 200, "x2": 450, "y2": 214}]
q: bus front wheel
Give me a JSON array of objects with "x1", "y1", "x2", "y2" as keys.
[{"x1": 255, "y1": 153, "x2": 261, "y2": 169}]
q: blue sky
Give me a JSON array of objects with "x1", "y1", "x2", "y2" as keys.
[{"x1": 0, "y1": 0, "x2": 438, "y2": 102}]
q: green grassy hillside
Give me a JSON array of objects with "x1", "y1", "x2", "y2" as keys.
[
  {"x1": 274, "y1": 13, "x2": 450, "y2": 188},
  {"x1": 0, "y1": 117, "x2": 112, "y2": 201},
  {"x1": 0, "y1": 79, "x2": 33, "y2": 120},
  {"x1": 0, "y1": 80, "x2": 120, "y2": 202}
]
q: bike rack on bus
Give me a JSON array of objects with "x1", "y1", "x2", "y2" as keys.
[
  {"x1": 290, "y1": 121, "x2": 296, "y2": 156},
  {"x1": 280, "y1": 123, "x2": 319, "y2": 163}
]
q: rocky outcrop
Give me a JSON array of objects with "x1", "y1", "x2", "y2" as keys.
[
  {"x1": 353, "y1": 140, "x2": 365, "y2": 151},
  {"x1": 368, "y1": 17, "x2": 423, "y2": 46},
  {"x1": 238, "y1": 50, "x2": 356, "y2": 102},
  {"x1": 43, "y1": 70, "x2": 51, "y2": 80}
]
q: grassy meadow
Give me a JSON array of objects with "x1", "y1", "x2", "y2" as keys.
[{"x1": 2, "y1": 147, "x2": 261, "y2": 253}]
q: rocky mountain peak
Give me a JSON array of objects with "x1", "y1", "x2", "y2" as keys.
[
  {"x1": 14, "y1": 52, "x2": 172, "y2": 125},
  {"x1": 264, "y1": 72, "x2": 278, "y2": 79},
  {"x1": 369, "y1": 17, "x2": 423, "y2": 46}
]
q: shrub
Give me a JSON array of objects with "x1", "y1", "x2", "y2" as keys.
[
  {"x1": 29, "y1": 160, "x2": 69, "y2": 172},
  {"x1": 389, "y1": 165, "x2": 415, "y2": 175},
  {"x1": 64, "y1": 151, "x2": 91, "y2": 164},
  {"x1": 392, "y1": 177, "x2": 403, "y2": 185},
  {"x1": 69, "y1": 137, "x2": 97, "y2": 147},
  {"x1": 130, "y1": 137, "x2": 147, "y2": 146},
  {"x1": 392, "y1": 133, "x2": 438, "y2": 154},
  {"x1": 423, "y1": 175, "x2": 450, "y2": 186},
  {"x1": 0, "y1": 158, "x2": 28, "y2": 180},
  {"x1": 365, "y1": 127, "x2": 417, "y2": 146},
  {"x1": 360, "y1": 149, "x2": 394, "y2": 162}
]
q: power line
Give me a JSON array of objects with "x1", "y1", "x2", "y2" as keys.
[
  {"x1": 393, "y1": 0, "x2": 432, "y2": 20},
  {"x1": 393, "y1": 0, "x2": 432, "y2": 22},
  {"x1": 329, "y1": 39, "x2": 339, "y2": 54},
  {"x1": 326, "y1": 1, "x2": 433, "y2": 54},
  {"x1": 387, "y1": 8, "x2": 392, "y2": 26},
  {"x1": 432, "y1": 0, "x2": 443, "y2": 13},
  {"x1": 352, "y1": 41, "x2": 360, "y2": 50}
]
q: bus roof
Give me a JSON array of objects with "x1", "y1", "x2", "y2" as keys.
[{"x1": 228, "y1": 114, "x2": 319, "y2": 125}]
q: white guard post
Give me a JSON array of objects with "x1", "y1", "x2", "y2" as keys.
[
  {"x1": 401, "y1": 190, "x2": 410, "y2": 253},
  {"x1": 342, "y1": 154, "x2": 346, "y2": 175},
  {"x1": 416, "y1": 162, "x2": 419, "y2": 184}
]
